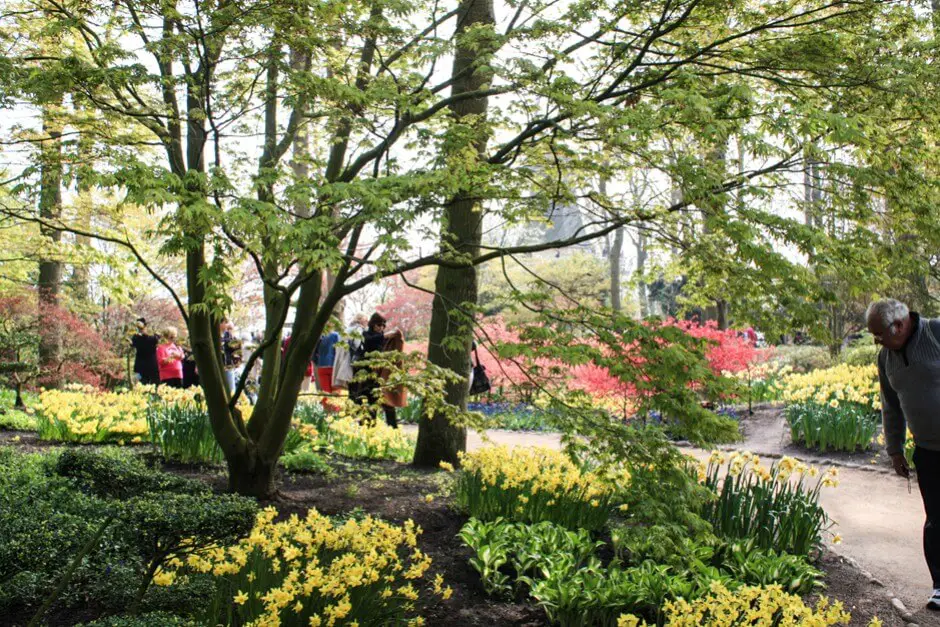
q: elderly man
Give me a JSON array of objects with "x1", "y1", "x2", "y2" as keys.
[{"x1": 868, "y1": 298, "x2": 940, "y2": 610}]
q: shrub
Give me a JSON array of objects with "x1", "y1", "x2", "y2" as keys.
[
  {"x1": 616, "y1": 581, "x2": 852, "y2": 626},
  {"x1": 786, "y1": 401, "x2": 879, "y2": 452},
  {"x1": 158, "y1": 507, "x2": 446, "y2": 626},
  {"x1": 79, "y1": 612, "x2": 194, "y2": 627},
  {"x1": 700, "y1": 452, "x2": 836, "y2": 557},
  {"x1": 841, "y1": 342, "x2": 879, "y2": 367},
  {"x1": 147, "y1": 399, "x2": 222, "y2": 463},
  {"x1": 118, "y1": 492, "x2": 257, "y2": 611},
  {"x1": 453, "y1": 446, "x2": 621, "y2": 531},
  {"x1": 55, "y1": 448, "x2": 208, "y2": 499},
  {"x1": 0, "y1": 407, "x2": 37, "y2": 430},
  {"x1": 458, "y1": 518, "x2": 602, "y2": 598},
  {"x1": 281, "y1": 449, "x2": 331, "y2": 474},
  {"x1": 773, "y1": 345, "x2": 833, "y2": 373},
  {"x1": 0, "y1": 450, "x2": 122, "y2": 611}
]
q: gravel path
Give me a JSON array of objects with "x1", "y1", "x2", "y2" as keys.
[{"x1": 401, "y1": 421, "x2": 940, "y2": 624}]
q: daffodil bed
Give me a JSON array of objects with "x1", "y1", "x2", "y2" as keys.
[
  {"x1": 780, "y1": 364, "x2": 882, "y2": 453},
  {"x1": 0, "y1": 435, "x2": 904, "y2": 627}
]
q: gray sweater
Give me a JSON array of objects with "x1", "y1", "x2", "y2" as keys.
[{"x1": 878, "y1": 313, "x2": 940, "y2": 455}]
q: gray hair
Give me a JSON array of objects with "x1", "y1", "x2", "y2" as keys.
[{"x1": 866, "y1": 299, "x2": 909, "y2": 328}]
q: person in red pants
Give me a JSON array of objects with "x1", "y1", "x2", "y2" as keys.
[{"x1": 314, "y1": 330, "x2": 341, "y2": 411}]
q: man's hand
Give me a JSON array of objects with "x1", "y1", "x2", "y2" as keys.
[{"x1": 891, "y1": 452, "x2": 911, "y2": 478}]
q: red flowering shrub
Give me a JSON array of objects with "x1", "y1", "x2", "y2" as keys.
[
  {"x1": 663, "y1": 319, "x2": 761, "y2": 374},
  {"x1": 376, "y1": 275, "x2": 434, "y2": 340},
  {"x1": 0, "y1": 293, "x2": 121, "y2": 398}
]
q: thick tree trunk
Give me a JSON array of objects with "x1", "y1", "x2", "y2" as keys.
[
  {"x1": 38, "y1": 102, "x2": 63, "y2": 386},
  {"x1": 226, "y1": 445, "x2": 277, "y2": 498},
  {"x1": 414, "y1": 0, "x2": 495, "y2": 468}
]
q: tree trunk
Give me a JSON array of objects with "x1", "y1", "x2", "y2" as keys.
[
  {"x1": 610, "y1": 226, "x2": 623, "y2": 313},
  {"x1": 14, "y1": 383, "x2": 25, "y2": 410},
  {"x1": 414, "y1": 0, "x2": 495, "y2": 468},
  {"x1": 716, "y1": 299, "x2": 728, "y2": 330},
  {"x1": 38, "y1": 102, "x2": 63, "y2": 386},
  {"x1": 71, "y1": 126, "x2": 94, "y2": 302},
  {"x1": 603, "y1": 176, "x2": 624, "y2": 314},
  {"x1": 635, "y1": 227, "x2": 648, "y2": 318},
  {"x1": 226, "y1": 445, "x2": 277, "y2": 498}
]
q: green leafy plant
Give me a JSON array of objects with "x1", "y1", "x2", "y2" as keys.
[
  {"x1": 458, "y1": 518, "x2": 601, "y2": 598},
  {"x1": 78, "y1": 612, "x2": 194, "y2": 627},
  {"x1": 700, "y1": 452, "x2": 835, "y2": 557},
  {"x1": 716, "y1": 540, "x2": 823, "y2": 595},
  {"x1": 785, "y1": 401, "x2": 878, "y2": 452},
  {"x1": 454, "y1": 446, "x2": 617, "y2": 531},
  {"x1": 147, "y1": 400, "x2": 222, "y2": 463},
  {"x1": 281, "y1": 450, "x2": 331, "y2": 474},
  {"x1": 54, "y1": 448, "x2": 208, "y2": 499}
]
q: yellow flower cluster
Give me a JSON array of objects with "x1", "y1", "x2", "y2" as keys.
[
  {"x1": 616, "y1": 581, "x2": 853, "y2": 626},
  {"x1": 157, "y1": 506, "x2": 445, "y2": 627},
  {"x1": 322, "y1": 415, "x2": 416, "y2": 461},
  {"x1": 459, "y1": 446, "x2": 621, "y2": 501},
  {"x1": 780, "y1": 363, "x2": 880, "y2": 411},
  {"x1": 37, "y1": 386, "x2": 150, "y2": 440},
  {"x1": 705, "y1": 451, "x2": 839, "y2": 488}
]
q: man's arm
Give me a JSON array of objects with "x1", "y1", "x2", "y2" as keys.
[{"x1": 878, "y1": 350, "x2": 906, "y2": 456}]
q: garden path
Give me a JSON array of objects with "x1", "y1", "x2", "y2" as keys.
[{"x1": 400, "y1": 424, "x2": 939, "y2": 623}]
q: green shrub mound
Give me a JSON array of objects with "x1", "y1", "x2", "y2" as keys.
[
  {"x1": 55, "y1": 448, "x2": 209, "y2": 499},
  {"x1": 79, "y1": 611, "x2": 194, "y2": 627},
  {"x1": 0, "y1": 448, "x2": 257, "y2": 622}
]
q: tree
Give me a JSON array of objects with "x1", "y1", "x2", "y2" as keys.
[
  {"x1": 1, "y1": 0, "x2": 933, "y2": 495},
  {"x1": 0, "y1": 292, "x2": 120, "y2": 408}
]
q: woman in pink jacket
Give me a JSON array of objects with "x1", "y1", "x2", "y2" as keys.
[{"x1": 156, "y1": 327, "x2": 185, "y2": 388}]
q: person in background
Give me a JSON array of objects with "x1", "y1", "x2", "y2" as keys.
[
  {"x1": 867, "y1": 298, "x2": 940, "y2": 611},
  {"x1": 156, "y1": 327, "x2": 185, "y2": 388},
  {"x1": 315, "y1": 328, "x2": 341, "y2": 411},
  {"x1": 380, "y1": 329, "x2": 407, "y2": 428},
  {"x1": 221, "y1": 319, "x2": 242, "y2": 394},
  {"x1": 282, "y1": 332, "x2": 314, "y2": 392},
  {"x1": 181, "y1": 342, "x2": 199, "y2": 389},
  {"x1": 129, "y1": 317, "x2": 159, "y2": 385},
  {"x1": 356, "y1": 313, "x2": 402, "y2": 427}
]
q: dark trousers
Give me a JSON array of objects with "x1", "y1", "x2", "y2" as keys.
[
  {"x1": 160, "y1": 377, "x2": 183, "y2": 389},
  {"x1": 914, "y1": 446, "x2": 940, "y2": 588}
]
